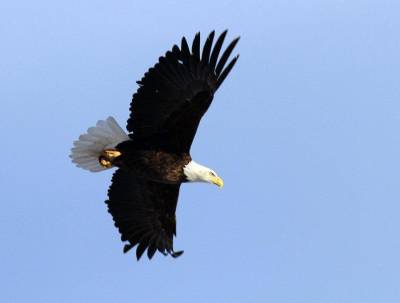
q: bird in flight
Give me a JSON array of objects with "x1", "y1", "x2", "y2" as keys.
[{"x1": 70, "y1": 30, "x2": 240, "y2": 260}]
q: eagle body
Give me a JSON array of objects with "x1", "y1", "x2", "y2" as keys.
[
  {"x1": 114, "y1": 142, "x2": 192, "y2": 184},
  {"x1": 70, "y1": 31, "x2": 239, "y2": 260}
]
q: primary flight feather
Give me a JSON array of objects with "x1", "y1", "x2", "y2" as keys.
[{"x1": 70, "y1": 30, "x2": 239, "y2": 260}]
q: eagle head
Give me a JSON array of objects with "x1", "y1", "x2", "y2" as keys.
[{"x1": 183, "y1": 161, "x2": 224, "y2": 188}]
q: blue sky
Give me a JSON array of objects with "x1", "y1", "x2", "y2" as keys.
[{"x1": 1, "y1": 0, "x2": 399, "y2": 302}]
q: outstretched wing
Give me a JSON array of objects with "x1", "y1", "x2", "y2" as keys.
[
  {"x1": 106, "y1": 169, "x2": 183, "y2": 260},
  {"x1": 127, "y1": 30, "x2": 239, "y2": 152}
]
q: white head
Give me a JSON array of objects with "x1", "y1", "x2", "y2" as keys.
[{"x1": 183, "y1": 160, "x2": 224, "y2": 188}]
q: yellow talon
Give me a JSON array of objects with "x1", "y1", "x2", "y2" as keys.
[{"x1": 99, "y1": 149, "x2": 121, "y2": 168}]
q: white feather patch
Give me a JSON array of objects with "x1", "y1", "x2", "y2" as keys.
[
  {"x1": 183, "y1": 160, "x2": 215, "y2": 182},
  {"x1": 69, "y1": 116, "x2": 130, "y2": 172}
]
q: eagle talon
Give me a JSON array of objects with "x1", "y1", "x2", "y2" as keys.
[{"x1": 99, "y1": 149, "x2": 121, "y2": 168}]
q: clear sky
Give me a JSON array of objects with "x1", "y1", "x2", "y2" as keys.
[{"x1": 1, "y1": 0, "x2": 399, "y2": 302}]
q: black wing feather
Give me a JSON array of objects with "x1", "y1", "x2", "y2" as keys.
[
  {"x1": 180, "y1": 37, "x2": 191, "y2": 64},
  {"x1": 216, "y1": 55, "x2": 240, "y2": 90},
  {"x1": 106, "y1": 169, "x2": 182, "y2": 260},
  {"x1": 191, "y1": 32, "x2": 201, "y2": 61},
  {"x1": 215, "y1": 37, "x2": 240, "y2": 76},
  {"x1": 201, "y1": 31, "x2": 215, "y2": 65},
  {"x1": 209, "y1": 30, "x2": 228, "y2": 71},
  {"x1": 127, "y1": 30, "x2": 239, "y2": 152}
]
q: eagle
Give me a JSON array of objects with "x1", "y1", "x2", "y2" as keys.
[{"x1": 70, "y1": 30, "x2": 239, "y2": 260}]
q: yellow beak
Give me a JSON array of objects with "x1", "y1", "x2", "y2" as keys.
[{"x1": 211, "y1": 176, "x2": 224, "y2": 188}]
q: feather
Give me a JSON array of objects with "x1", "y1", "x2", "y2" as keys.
[
  {"x1": 171, "y1": 250, "x2": 184, "y2": 258},
  {"x1": 96, "y1": 120, "x2": 114, "y2": 135},
  {"x1": 147, "y1": 235, "x2": 159, "y2": 259},
  {"x1": 209, "y1": 30, "x2": 228, "y2": 71},
  {"x1": 172, "y1": 45, "x2": 181, "y2": 60},
  {"x1": 136, "y1": 239, "x2": 149, "y2": 260},
  {"x1": 123, "y1": 244, "x2": 134, "y2": 253},
  {"x1": 201, "y1": 30, "x2": 215, "y2": 65},
  {"x1": 180, "y1": 37, "x2": 191, "y2": 64},
  {"x1": 191, "y1": 32, "x2": 201, "y2": 61},
  {"x1": 69, "y1": 117, "x2": 129, "y2": 173},
  {"x1": 160, "y1": 56, "x2": 183, "y2": 87},
  {"x1": 216, "y1": 55, "x2": 239, "y2": 90},
  {"x1": 215, "y1": 37, "x2": 240, "y2": 76},
  {"x1": 106, "y1": 117, "x2": 129, "y2": 140}
]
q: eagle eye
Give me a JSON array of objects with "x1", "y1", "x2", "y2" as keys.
[{"x1": 209, "y1": 172, "x2": 216, "y2": 177}]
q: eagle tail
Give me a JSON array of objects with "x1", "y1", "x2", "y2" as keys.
[{"x1": 69, "y1": 116, "x2": 129, "y2": 172}]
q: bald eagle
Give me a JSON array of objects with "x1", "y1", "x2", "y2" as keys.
[{"x1": 70, "y1": 31, "x2": 239, "y2": 260}]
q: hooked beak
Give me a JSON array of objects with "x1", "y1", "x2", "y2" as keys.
[{"x1": 211, "y1": 176, "x2": 224, "y2": 188}]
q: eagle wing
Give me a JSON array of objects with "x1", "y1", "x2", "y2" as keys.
[
  {"x1": 106, "y1": 169, "x2": 183, "y2": 260},
  {"x1": 126, "y1": 30, "x2": 239, "y2": 152}
]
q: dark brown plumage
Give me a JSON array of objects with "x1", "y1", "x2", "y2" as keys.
[
  {"x1": 106, "y1": 169, "x2": 183, "y2": 260},
  {"x1": 97, "y1": 30, "x2": 239, "y2": 260},
  {"x1": 126, "y1": 30, "x2": 239, "y2": 153}
]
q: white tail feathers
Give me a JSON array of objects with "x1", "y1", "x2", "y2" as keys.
[{"x1": 70, "y1": 117, "x2": 130, "y2": 172}]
